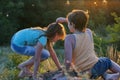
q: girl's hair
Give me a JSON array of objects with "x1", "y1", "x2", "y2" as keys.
[
  {"x1": 31, "y1": 22, "x2": 66, "y2": 40},
  {"x1": 45, "y1": 22, "x2": 66, "y2": 49},
  {"x1": 67, "y1": 10, "x2": 89, "y2": 32},
  {"x1": 46, "y1": 22, "x2": 66, "y2": 40},
  {"x1": 31, "y1": 22, "x2": 66, "y2": 49}
]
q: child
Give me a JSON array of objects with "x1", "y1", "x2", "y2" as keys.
[
  {"x1": 56, "y1": 10, "x2": 120, "y2": 79},
  {"x1": 11, "y1": 22, "x2": 66, "y2": 80}
]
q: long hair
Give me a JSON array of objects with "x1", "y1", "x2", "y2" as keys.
[
  {"x1": 67, "y1": 10, "x2": 89, "y2": 32},
  {"x1": 30, "y1": 22, "x2": 66, "y2": 41},
  {"x1": 46, "y1": 22, "x2": 66, "y2": 48},
  {"x1": 46, "y1": 22, "x2": 66, "y2": 40}
]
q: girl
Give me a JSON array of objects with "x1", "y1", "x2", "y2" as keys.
[
  {"x1": 56, "y1": 10, "x2": 120, "y2": 79},
  {"x1": 11, "y1": 22, "x2": 66, "y2": 80}
]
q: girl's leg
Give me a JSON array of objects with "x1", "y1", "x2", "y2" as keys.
[
  {"x1": 17, "y1": 46, "x2": 35, "y2": 76},
  {"x1": 18, "y1": 57, "x2": 34, "y2": 70},
  {"x1": 18, "y1": 48, "x2": 50, "y2": 69},
  {"x1": 11, "y1": 44, "x2": 35, "y2": 77},
  {"x1": 18, "y1": 57, "x2": 34, "y2": 78},
  {"x1": 18, "y1": 49, "x2": 50, "y2": 78}
]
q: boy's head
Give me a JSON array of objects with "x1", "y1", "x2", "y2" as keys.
[{"x1": 67, "y1": 10, "x2": 89, "y2": 32}]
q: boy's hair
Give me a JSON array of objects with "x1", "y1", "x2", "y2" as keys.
[
  {"x1": 46, "y1": 22, "x2": 66, "y2": 40},
  {"x1": 67, "y1": 10, "x2": 89, "y2": 32}
]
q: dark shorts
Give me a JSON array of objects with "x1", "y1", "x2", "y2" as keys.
[
  {"x1": 11, "y1": 43, "x2": 50, "y2": 60},
  {"x1": 90, "y1": 57, "x2": 112, "y2": 79}
]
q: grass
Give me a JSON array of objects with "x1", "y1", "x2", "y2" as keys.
[
  {"x1": 0, "y1": 46, "x2": 120, "y2": 80},
  {"x1": 0, "y1": 47, "x2": 58, "y2": 80}
]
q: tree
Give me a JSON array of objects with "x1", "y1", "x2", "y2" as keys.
[
  {"x1": 0, "y1": 0, "x2": 24, "y2": 45},
  {"x1": 106, "y1": 12, "x2": 120, "y2": 50}
]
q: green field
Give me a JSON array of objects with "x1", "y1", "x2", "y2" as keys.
[
  {"x1": 0, "y1": 47, "x2": 120, "y2": 80},
  {"x1": 0, "y1": 47, "x2": 64, "y2": 80}
]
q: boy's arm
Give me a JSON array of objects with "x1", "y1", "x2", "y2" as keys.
[{"x1": 64, "y1": 35, "x2": 74, "y2": 70}]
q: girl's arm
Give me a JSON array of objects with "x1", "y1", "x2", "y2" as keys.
[
  {"x1": 47, "y1": 43, "x2": 61, "y2": 69},
  {"x1": 33, "y1": 42, "x2": 43, "y2": 79}
]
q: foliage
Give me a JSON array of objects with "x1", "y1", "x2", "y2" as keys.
[
  {"x1": 88, "y1": 9, "x2": 108, "y2": 38},
  {"x1": 42, "y1": 10, "x2": 64, "y2": 25},
  {"x1": 0, "y1": 0, "x2": 120, "y2": 46},
  {"x1": 106, "y1": 12, "x2": 120, "y2": 50},
  {"x1": 0, "y1": 0, "x2": 24, "y2": 45},
  {"x1": 106, "y1": 12, "x2": 120, "y2": 43},
  {"x1": 93, "y1": 31, "x2": 108, "y2": 57}
]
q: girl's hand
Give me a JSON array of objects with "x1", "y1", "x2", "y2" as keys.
[{"x1": 56, "y1": 17, "x2": 67, "y2": 23}]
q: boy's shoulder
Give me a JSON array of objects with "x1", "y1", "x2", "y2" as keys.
[
  {"x1": 86, "y1": 28, "x2": 92, "y2": 32},
  {"x1": 65, "y1": 34, "x2": 75, "y2": 40},
  {"x1": 86, "y1": 28, "x2": 93, "y2": 34},
  {"x1": 65, "y1": 34, "x2": 75, "y2": 44},
  {"x1": 66, "y1": 34, "x2": 75, "y2": 37}
]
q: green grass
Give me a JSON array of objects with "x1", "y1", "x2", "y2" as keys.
[
  {"x1": 0, "y1": 46, "x2": 120, "y2": 80},
  {"x1": 0, "y1": 47, "x2": 58, "y2": 80}
]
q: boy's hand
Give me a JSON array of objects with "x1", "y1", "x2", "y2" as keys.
[
  {"x1": 32, "y1": 77, "x2": 43, "y2": 80},
  {"x1": 56, "y1": 17, "x2": 67, "y2": 23},
  {"x1": 52, "y1": 72, "x2": 63, "y2": 80},
  {"x1": 32, "y1": 76, "x2": 37, "y2": 80}
]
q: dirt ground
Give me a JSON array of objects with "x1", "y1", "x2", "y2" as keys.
[{"x1": 28, "y1": 70, "x2": 99, "y2": 80}]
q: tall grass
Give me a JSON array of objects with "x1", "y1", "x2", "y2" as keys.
[
  {"x1": 107, "y1": 45, "x2": 120, "y2": 64},
  {"x1": 0, "y1": 46, "x2": 120, "y2": 80}
]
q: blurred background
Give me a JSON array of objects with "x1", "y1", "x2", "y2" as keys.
[{"x1": 0, "y1": 0, "x2": 120, "y2": 46}]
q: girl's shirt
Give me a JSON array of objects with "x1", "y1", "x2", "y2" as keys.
[{"x1": 12, "y1": 28, "x2": 47, "y2": 47}]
